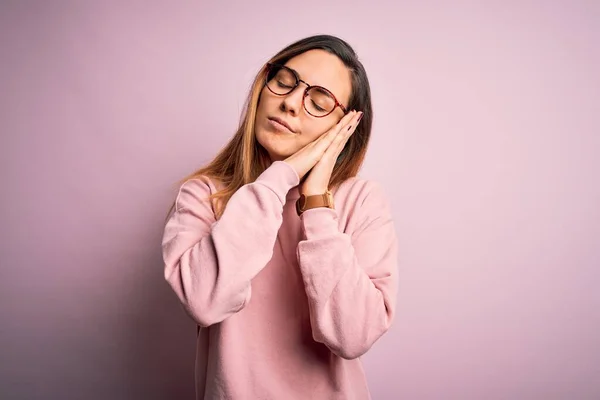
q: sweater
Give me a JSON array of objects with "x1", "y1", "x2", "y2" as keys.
[{"x1": 161, "y1": 160, "x2": 399, "y2": 400}]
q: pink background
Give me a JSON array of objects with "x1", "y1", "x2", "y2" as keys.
[{"x1": 1, "y1": 1, "x2": 598, "y2": 399}]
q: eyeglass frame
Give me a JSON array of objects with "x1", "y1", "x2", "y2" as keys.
[{"x1": 264, "y1": 62, "x2": 349, "y2": 118}]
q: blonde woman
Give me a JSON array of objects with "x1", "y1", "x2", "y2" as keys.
[{"x1": 162, "y1": 34, "x2": 399, "y2": 400}]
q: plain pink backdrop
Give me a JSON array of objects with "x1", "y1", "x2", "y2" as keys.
[{"x1": 1, "y1": 1, "x2": 598, "y2": 399}]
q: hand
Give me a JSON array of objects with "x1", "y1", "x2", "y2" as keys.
[{"x1": 284, "y1": 110, "x2": 363, "y2": 196}]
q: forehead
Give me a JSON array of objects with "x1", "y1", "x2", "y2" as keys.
[{"x1": 284, "y1": 49, "x2": 352, "y2": 105}]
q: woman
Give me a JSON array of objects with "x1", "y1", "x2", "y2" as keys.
[{"x1": 162, "y1": 34, "x2": 399, "y2": 400}]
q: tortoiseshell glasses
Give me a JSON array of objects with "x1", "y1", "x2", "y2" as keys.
[{"x1": 265, "y1": 63, "x2": 348, "y2": 118}]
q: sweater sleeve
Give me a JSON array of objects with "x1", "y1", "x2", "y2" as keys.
[
  {"x1": 162, "y1": 161, "x2": 299, "y2": 327},
  {"x1": 295, "y1": 181, "x2": 399, "y2": 360}
]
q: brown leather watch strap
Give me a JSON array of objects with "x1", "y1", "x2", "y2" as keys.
[{"x1": 296, "y1": 191, "x2": 334, "y2": 216}]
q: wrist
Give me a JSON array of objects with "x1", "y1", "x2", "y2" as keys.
[
  {"x1": 296, "y1": 190, "x2": 335, "y2": 216},
  {"x1": 300, "y1": 185, "x2": 329, "y2": 196}
]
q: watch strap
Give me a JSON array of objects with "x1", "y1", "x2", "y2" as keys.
[{"x1": 296, "y1": 191, "x2": 334, "y2": 216}]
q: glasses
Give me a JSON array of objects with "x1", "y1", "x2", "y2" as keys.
[{"x1": 264, "y1": 63, "x2": 348, "y2": 118}]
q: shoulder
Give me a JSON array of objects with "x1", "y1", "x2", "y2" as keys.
[{"x1": 174, "y1": 175, "x2": 222, "y2": 213}]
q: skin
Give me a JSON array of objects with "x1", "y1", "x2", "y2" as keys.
[{"x1": 254, "y1": 49, "x2": 363, "y2": 196}]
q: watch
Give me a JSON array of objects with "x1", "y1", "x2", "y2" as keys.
[{"x1": 296, "y1": 190, "x2": 335, "y2": 216}]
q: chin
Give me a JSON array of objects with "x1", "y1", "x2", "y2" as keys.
[
  {"x1": 256, "y1": 129, "x2": 296, "y2": 162},
  {"x1": 263, "y1": 145, "x2": 291, "y2": 162}
]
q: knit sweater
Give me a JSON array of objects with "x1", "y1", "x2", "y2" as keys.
[{"x1": 162, "y1": 160, "x2": 399, "y2": 400}]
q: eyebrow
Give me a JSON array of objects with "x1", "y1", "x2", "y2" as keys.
[
  {"x1": 282, "y1": 63, "x2": 347, "y2": 108},
  {"x1": 286, "y1": 65, "x2": 326, "y2": 89}
]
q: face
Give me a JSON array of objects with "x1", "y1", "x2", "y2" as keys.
[{"x1": 255, "y1": 49, "x2": 352, "y2": 162}]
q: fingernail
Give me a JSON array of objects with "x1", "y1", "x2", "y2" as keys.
[{"x1": 357, "y1": 112, "x2": 364, "y2": 123}]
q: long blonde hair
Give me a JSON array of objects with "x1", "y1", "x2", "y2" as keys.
[{"x1": 168, "y1": 34, "x2": 373, "y2": 220}]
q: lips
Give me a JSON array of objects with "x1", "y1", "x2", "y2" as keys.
[{"x1": 268, "y1": 117, "x2": 295, "y2": 133}]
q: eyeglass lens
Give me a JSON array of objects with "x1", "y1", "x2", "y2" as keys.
[{"x1": 266, "y1": 66, "x2": 336, "y2": 117}]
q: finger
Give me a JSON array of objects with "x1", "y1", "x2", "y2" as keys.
[
  {"x1": 320, "y1": 112, "x2": 361, "y2": 163},
  {"x1": 335, "y1": 109, "x2": 360, "y2": 132},
  {"x1": 330, "y1": 111, "x2": 362, "y2": 148},
  {"x1": 314, "y1": 110, "x2": 356, "y2": 147},
  {"x1": 343, "y1": 111, "x2": 363, "y2": 134},
  {"x1": 326, "y1": 132, "x2": 352, "y2": 162},
  {"x1": 324, "y1": 112, "x2": 362, "y2": 160},
  {"x1": 312, "y1": 110, "x2": 358, "y2": 153}
]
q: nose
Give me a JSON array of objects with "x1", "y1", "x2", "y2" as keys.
[{"x1": 280, "y1": 82, "x2": 308, "y2": 116}]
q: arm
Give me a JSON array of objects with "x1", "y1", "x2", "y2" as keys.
[
  {"x1": 296, "y1": 181, "x2": 399, "y2": 359},
  {"x1": 162, "y1": 161, "x2": 299, "y2": 327}
]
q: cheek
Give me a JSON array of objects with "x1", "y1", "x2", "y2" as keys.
[
  {"x1": 257, "y1": 89, "x2": 277, "y2": 114},
  {"x1": 303, "y1": 118, "x2": 337, "y2": 142}
]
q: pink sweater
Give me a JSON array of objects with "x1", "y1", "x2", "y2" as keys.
[{"x1": 162, "y1": 160, "x2": 399, "y2": 400}]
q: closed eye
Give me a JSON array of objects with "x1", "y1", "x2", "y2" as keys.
[
  {"x1": 311, "y1": 100, "x2": 326, "y2": 112},
  {"x1": 277, "y1": 81, "x2": 294, "y2": 89}
]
